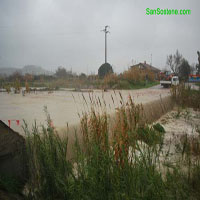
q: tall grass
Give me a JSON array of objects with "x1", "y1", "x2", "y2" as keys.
[
  {"x1": 24, "y1": 109, "x2": 74, "y2": 199},
  {"x1": 171, "y1": 83, "x2": 200, "y2": 110},
  {"x1": 103, "y1": 70, "x2": 159, "y2": 90},
  {"x1": 24, "y1": 93, "x2": 200, "y2": 199}
]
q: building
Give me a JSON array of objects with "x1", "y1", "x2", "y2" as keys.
[
  {"x1": 130, "y1": 61, "x2": 160, "y2": 73},
  {"x1": 130, "y1": 61, "x2": 161, "y2": 80}
]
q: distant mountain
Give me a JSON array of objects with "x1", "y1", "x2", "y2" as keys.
[
  {"x1": 0, "y1": 67, "x2": 21, "y2": 76},
  {"x1": 0, "y1": 65, "x2": 53, "y2": 76},
  {"x1": 21, "y1": 65, "x2": 52, "y2": 75}
]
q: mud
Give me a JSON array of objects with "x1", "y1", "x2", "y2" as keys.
[{"x1": 157, "y1": 108, "x2": 200, "y2": 160}]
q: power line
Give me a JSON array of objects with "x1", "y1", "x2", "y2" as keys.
[{"x1": 101, "y1": 25, "x2": 110, "y2": 63}]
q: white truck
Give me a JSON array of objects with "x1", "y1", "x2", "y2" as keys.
[{"x1": 160, "y1": 76, "x2": 179, "y2": 88}]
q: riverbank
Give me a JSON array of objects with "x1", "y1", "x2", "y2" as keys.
[
  {"x1": 1, "y1": 85, "x2": 200, "y2": 199},
  {"x1": 22, "y1": 87, "x2": 200, "y2": 199}
]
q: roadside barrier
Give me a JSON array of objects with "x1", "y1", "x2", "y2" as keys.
[
  {"x1": 1, "y1": 119, "x2": 54, "y2": 129},
  {"x1": 0, "y1": 119, "x2": 21, "y2": 128}
]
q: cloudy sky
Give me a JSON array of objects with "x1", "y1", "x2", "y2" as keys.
[{"x1": 0, "y1": 0, "x2": 199, "y2": 73}]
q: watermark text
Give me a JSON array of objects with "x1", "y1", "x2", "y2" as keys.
[{"x1": 146, "y1": 8, "x2": 191, "y2": 15}]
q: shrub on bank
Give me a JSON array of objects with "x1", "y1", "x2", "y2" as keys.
[{"x1": 171, "y1": 83, "x2": 200, "y2": 110}]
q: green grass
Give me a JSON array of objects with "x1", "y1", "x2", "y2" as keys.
[
  {"x1": 112, "y1": 80, "x2": 159, "y2": 90},
  {"x1": 129, "y1": 81, "x2": 159, "y2": 89}
]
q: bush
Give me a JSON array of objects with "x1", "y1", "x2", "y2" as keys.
[
  {"x1": 98, "y1": 63, "x2": 113, "y2": 78},
  {"x1": 137, "y1": 125, "x2": 165, "y2": 146},
  {"x1": 153, "y1": 123, "x2": 165, "y2": 133},
  {"x1": 171, "y1": 84, "x2": 200, "y2": 110}
]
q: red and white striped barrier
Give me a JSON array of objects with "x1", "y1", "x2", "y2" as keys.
[
  {"x1": 1, "y1": 119, "x2": 55, "y2": 129},
  {"x1": 1, "y1": 119, "x2": 21, "y2": 128}
]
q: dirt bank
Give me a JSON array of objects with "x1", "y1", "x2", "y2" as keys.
[{"x1": 157, "y1": 108, "x2": 200, "y2": 162}]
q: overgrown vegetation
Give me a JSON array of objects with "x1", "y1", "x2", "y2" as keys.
[
  {"x1": 171, "y1": 83, "x2": 200, "y2": 110},
  {"x1": 166, "y1": 50, "x2": 192, "y2": 81},
  {"x1": 0, "y1": 66, "x2": 158, "y2": 91},
  {"x1": 101, "y1": 67, "x2": 158, "y2": 89},
  {"x1": 22, "y1": 91, "x2": 200, "y2": 199}
]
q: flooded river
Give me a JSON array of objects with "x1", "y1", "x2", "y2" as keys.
[{"x1": 0, "y1": 86, "x2": 170, "y2": 134}]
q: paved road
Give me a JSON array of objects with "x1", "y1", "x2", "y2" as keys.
[{"x1": 149, "y1": 84, "x2": 163, "y2": 89}]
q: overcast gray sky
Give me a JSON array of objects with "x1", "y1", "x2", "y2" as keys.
[{"x1": 0, "y1": 0, "x2": 199, "y2": 73}]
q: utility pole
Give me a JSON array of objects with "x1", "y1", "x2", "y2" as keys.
[
  {"x1": 101, "y1": 25, "x2": 110, "y2": 63},
  {"x1": 150, "y1": 54, "x2": 152, "y2": 66}
]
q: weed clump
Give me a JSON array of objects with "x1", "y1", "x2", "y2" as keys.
[
  {"x1": 171, "y1": 84, "x2": 200, "y2": 110},
  {"x1": 153, "y1": 123, "x2": 165, "y2": 133},
  {"x1": 137, "y1": 125, "x2": 165, "y2": 146},
  {"x1": 24, "y1": 109, "x2": 74, "y2": 200}
]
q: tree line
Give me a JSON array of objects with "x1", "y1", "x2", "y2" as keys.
[{"x1": 166, "y1": 50, "x2": 198, "y2": 81}]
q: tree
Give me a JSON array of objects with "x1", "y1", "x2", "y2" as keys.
[
  {"x1": 98, "y1": 63, "x2": 113, "y2": 78},
  {"x1": 166, "y1": 50, "x2": 183, "y2": 74},
  {"x1": 9, "y1": 71, "x2": 23, "y2": 82},
  {"x1": 14, "y1": 78, "x2": 21, "y2": 93},
  {"x1": 55, "y1": 67, "x2": 67, "y2": 78},
  {"x1": 178, "y1": 59, "x2": 191, "y2": 81},
  {"x1": 79, "y1": 73, "x2": 87, "y2": 79},
  {"x1": 24, "y1": 73, "x2": 33, "y2": 82},
  {"x1": 25, "y1": 81, "x2": 30, "y2": 93},
  {"x1": 190, "y1": 63, "x2": 196, "y2": 74}
]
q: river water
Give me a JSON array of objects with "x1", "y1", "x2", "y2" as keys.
[{"x1": 0, "y1": 87, "x2": 170, "y2": 134}]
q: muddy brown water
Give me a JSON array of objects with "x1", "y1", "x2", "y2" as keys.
[{"x1": 0, "y1": 87, "x2": 170, "y2": 135}]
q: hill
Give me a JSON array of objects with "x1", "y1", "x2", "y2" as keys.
[{"x1": 0, "y1": 65, "x2": 53, "y2": 76}]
